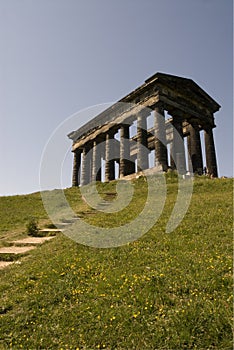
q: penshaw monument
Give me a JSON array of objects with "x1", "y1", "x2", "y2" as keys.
[{"x1": 68, "y1": 73, "x2": 220, "y2": 186}]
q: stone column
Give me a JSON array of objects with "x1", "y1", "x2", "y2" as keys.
[
  {"x1": 170, "y1": 142, "x2": 176, "y2": 170},
  {"x1": 120, "y1": 124, "x2": 131, "y2": 177},
  {"x1": 186, "y1": 134, "x2": 193, "y2": 174},
  {"x1": 171, "y1": 118, "x2": 186, "y2": 174},
  {"x1": 204, "y1": 127, "x2": 218, "y2": 177},
  {"x1": 72, "y1": 149, "x2": 81, "y2": 187},
  {"x1": 105, "y1": 130, "x2": 115, "y2": 181},
  {"x1": 81, "y1": 144, "x2": 91, "y2": 186},
  {"x1": 187, "y1": 123, "x2": 203, "y2": 174},
  {"x1": 154, "y1": 104, "x2": 168, "y2": 171},
  {"x1": 137, "y1": 112, "x2": 149, "y2": 172},
  {"x1": 92, "y1": 139, "x2": 102, "y2": 182}
]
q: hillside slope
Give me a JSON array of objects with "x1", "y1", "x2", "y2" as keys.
[{"x1": 0, "y1": 177, "x2": 233, "y2": 349}]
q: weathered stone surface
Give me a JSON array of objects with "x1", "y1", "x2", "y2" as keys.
[
  {"x1": 69, "y1": 72, "x2": 220, "y2": 185},
  {"x1": 170, "y1": 119, "x2": 186, "y2": 174},
  {"x1": 11, "y1": 236, "x2": 55, "y2": 245},
  {"x1": 137, "y1": 113, "x2": 149, "y2": 172},
  {"x1": 81, "y1": 143, "x2": 92, "y2": 185},
  {"x1": 187, "y1": 123, "x2": 203, "y2": 174},
  {"x1": 0, "y1": 261, "x2": 14, "y2": 269},
  {"x1": 0, "y1": 246, "x2": 36, "y2": 254},
  {"x1": 72, "y1": 149, "x2": 81, "y2": 187},
  {"x1": 154, "y1": 104, "x2": 168, "y2": 171},
  {"x1": 204, "y1": 127, "x2": 218, "y2": 177},
  {"x1": 105, "y1": 130, "x2": 115, "y2": 181},
  {"x1": 120, "y1": 125, "x2": 132, "y2": 177},
  {"x1": 92, "y1": 140, "x2": 102, "y2": 182}
]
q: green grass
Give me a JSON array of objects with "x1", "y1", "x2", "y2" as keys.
[
  {"x1": 0, "y1": 192, "x2": 48, "y2": 244},
  {"x1": 0, "y1": 176, "x2": 233, "y2": 349}
]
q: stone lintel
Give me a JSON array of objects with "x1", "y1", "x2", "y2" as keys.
[
  {"x1": 164, "y1": 100, "x2": 205, "y2": 121},
  {"x1": 72, "y1": 95, "x2": 159, "y2": 151},
  {"x1": 160, "y1": 95, "x2": 214, "y2": 126},
  {"x1": 69, "y1": 73, "x2": 220, "y2": 147},
  {"x1": 69, "y1": 72, "x2": 220, "y2": 186}
]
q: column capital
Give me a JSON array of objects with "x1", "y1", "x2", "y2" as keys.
[
  {"x1": 155, "y1": 101, "x2": 165, "y2": 109},
  {"x1": 151, "y1": 100, "x2": 165, "y2": 111},
  {"x1": 204, "y1": 124, "x2": 215, "y2": 133},
  {"x1": 137, "y1": 109, "x2": 149, "y2": 119},
  {"x1": 190, "y1": 121, "x2": 201, "y2": 130},
  {"x1": 73, "y1": 148, "x2": 82, "y2": 155},
  {"x1": 106, "y1": 128, "x2": 116, "y2": 138},
  {"x1": 172, "y1": 116, "x2": 184, "y2": 126},
  {"x1": 82, "y1": 141, "x2": 92, "y2": 152}
]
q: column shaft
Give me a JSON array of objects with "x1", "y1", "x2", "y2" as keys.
[
  {"x1": 81, "y1": 144, "x2": 91, "y2": 186},
  {"x1": 170, "y1": 142, "x2": 176, "y2": 170},
  {"x1": 204, "y1": 127, "x2": 218, "y2": 177},
  {"x1": 92, "y1": 140, "x2": 102, "y2": 182},
  {"x1": 171, "y1": 119, "x2": 186, "y2": 174},
  {"x1": 120, "y1": 125, "x2": 131, "y2": 177},
  {"x1": 105, "y1": 131, "x2": 115, "y2": 181},
  {"x1": 188, "y1": 124, "x2": 203, "y2": 174},
  {"x1": 154, "y1": 104, "x2": 168, "y2": 171},
  {"x1": 187, "y1": 134, "x2": 193, "y2": 173},
  {"x1": 137, "y1": 113, "x2": 149, "y2": 172},
  {"x1": 72, "y1": 149, "x2": 81, "y2": 187}
]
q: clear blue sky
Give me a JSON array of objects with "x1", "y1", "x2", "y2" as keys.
[{"x1": 0, "y1": 0, "x2": 233, "y2": 196}]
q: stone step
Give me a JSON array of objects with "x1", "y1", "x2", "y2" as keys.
[
  {"x1": 11, "y1": 236, "x2": 55, "y2": 246},
  {"x1": 56, "y1": 222, "x2": 71, "y2": 226},
  {"x1": 0, "y1": 261, "x2": 15, "y2": 269},
  {"x1": 97, "y1": 202, "x2": 111, "y2": 206},
  {"x1": 0, "y1": 233, "x2": 56, "y2": 269},
  {"x1": 39, "y1": 228, "x2": 62, "y2": 233},
  {"x1": 60, "y1": 218, "x2": 81, "y2": 223},
  {"x1": 0, "y1": 245, "x2": 36, "y2": 256},
  {"x1": 56, "y1": 218, "x2": 81, "y2": 226}
]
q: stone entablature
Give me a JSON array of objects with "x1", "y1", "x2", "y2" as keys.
[{"x1": 68, "y1": 72, "x2": 220, "y2": 186}]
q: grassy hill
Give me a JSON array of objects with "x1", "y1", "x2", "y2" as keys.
[{"x1": 0, "y1": 176, "x2": 233, "y2": 349}]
